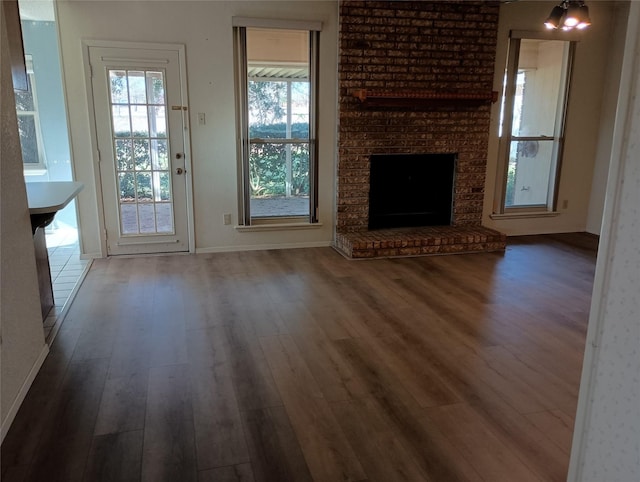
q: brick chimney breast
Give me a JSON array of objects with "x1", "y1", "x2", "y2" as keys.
[{"x1": 336, "y1": 0, "x2": 500, "y2": 236}]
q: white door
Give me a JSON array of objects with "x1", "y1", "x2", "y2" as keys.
[{"x1": 88, "y1": 44, "x2": 191, "y2": 255}]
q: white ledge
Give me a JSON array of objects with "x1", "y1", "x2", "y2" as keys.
[
  {"x1": 235, "y1": 222, "x2": 323, "y2": 232},
  {"x1": 490, "y1": 211, "x2": 561, "y2": 220}
]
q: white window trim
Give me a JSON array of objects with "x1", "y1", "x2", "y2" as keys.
[{"x1": 232, "y1": 17, "x2": 322, "y2": 32}]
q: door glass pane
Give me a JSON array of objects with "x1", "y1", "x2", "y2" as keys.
[
  {"x1": 149, "y1": 106, "x2": 167, "y2": 138},
  {"x1": 147, "y1": 71, "x2": 165, "y2": 104},
  {"x1": 246, "y1": 27, "x2": 310, "y2": 218},
  {"x1": 108, "y1": 68, "x2": 174, "y2": 235},
  {"x1": 131, "y1": 105, "x2": 149, "y2": 137},
  {"x1": 112, "y1": 105, "x2": 131, "y2": 137},
  {"x1": 119, "y1": 172, "x2": 135, "y2": 201},
  {"x1": 120, "y1": 203, "x2": 138, "y2": 234},
  {"x1": 128, "y1": 71, "x2": 147, "y2": 104},
  {"x1": 155, "y1": 172, "x2": 171, "y2": 201},
  {"x1": 155, "y1": 203, "x2": 173, "y2": 233},
  {"x1": 115, "y1": 139, "x2": 133, "y2": 170},
  {"x1": 138, "y1": 204, "x2": 156, "y2": 233},
  {"x1": 151, "y1": 139, "x2": 168, "y2": 170},
  {"x1": 109, "y1": 70, "x2": 128, "y2": 104},
  {"x1": 133, "y1": 139, "x2": 151, "y2": 170}
]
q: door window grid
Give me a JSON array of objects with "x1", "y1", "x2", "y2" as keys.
[{"x1": 108, "y1": 69, "x2": 175, "y2": 235}]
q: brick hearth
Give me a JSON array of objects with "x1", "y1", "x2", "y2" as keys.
[
  {"x1": 334, "y1": 0, "x2": 506, "y2": 259},
  {"x1": 336, "y1": 226, "x2": 506, "y2": 259}
]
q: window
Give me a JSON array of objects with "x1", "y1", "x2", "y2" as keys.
[
  {"x1": 496, "y1": 34, "x2": 574, "y2": 213},
  {"x1": 234, "y1": 21, "x2": 319, "y2": 225},
  {"x1": 14, "y1": 55, "x2": 47, "y2": 175}
]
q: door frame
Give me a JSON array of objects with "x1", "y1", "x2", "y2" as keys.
[{"x1": 82, "y1": 39, "x2": 195, "y2": 256}]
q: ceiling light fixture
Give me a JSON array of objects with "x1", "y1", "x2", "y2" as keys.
[{"x1": 544, "y1": 0, "x2": 591, "y2": 31}]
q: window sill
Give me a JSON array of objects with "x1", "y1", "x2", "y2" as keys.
[
  {"x1": 24, "y1": 168, "x2": 48, "y2": 176},
  {"x1": 490, "y1": 211, "x2": 560, "y2": 220},
  {"x1": 235, "y1": 222, "x2": 323, "y2": 232}
]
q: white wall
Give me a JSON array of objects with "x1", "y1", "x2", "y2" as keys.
[
  {"x1": 56, "y1": 1, "x2": 338, "y2": 257},
  {"x1": 1, "y1": 5, "x2": 48, "y2": 439},
  {"x1": 485, "y1": 1, "x2": 618, "y2": 235},
  {"x1": 569, "y1": 3, "x2": 640, "y2": 479},
  {"x1": 585, "y1": 1, "x2": 629, "y2": 235}
]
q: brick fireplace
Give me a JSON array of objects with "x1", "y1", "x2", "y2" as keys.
[{"x1": 334, "y1": 0, "x2": 506, "y2": 258}]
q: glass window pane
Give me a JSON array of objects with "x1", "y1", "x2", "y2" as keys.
[
  {"x1": 136, "y1": 172, "x2": 152, "y2": 202},
  {"x1": 249, "y1": 142, "x2": 286, "y2": 197},
  {"x1": 115, "y1": 139, "x2": 133, "y2": 170},
  {"x1": 248, "y1": 81, "x2": 287, "y2": 136},
  {"x1": 249, "y1": 142, "x2": 309, "y2": 217},
  {"x1": 118, "y1": 172, "x2": 135, "y2": 202},
  {"x1": 15, "y1": 77, "x2": 35, "y2": 111},
  {"x1": 133, "y1": 139, "x2": 151, "y2": 171},
  {"x1": 131, "y1": 106, "x2": 149, "y2": 137},
  {"x1": 109, "y1": 70, "x2": 128, "y2": 104},
  {"x1": 505, "y1": 140, "x2": 555, "y2": 207},
  {"x1": 120, "y1": 203, "x2": 138, "y2": 234},
  {"x1": 291, "y1": 143, "x2": 310, "y2": 196},
  {"x1": 112, "y1": 105, "x2": 131, "y2": 137},
  {"x1": 291, "y1": 82, "x2": 310, "y2": 137},
  {"x1": 151, "y1": 139, "x2": 168, "y2": 170},
  {"x1": 138, "y1": 204, "x2": 156, "y2": 233},
  {"x1": 147, "y1": 71, "x2": 165, "y2": 104},
  {"x1": 17, "y1": 115, "x2": 39, "y2": 164},
  {"x1": 149, "y1": 106, "x2": 167, "y2": 138},
  {"x1": 128, "y1": 71, "x2": 147, "y2": 104},
  {"x1": 512, "y1": 39, "x2": 569, "y2": 137},
  {"x1": 153, "y1": 172, "x2": 171, "y2": 201},
  {"x1": 155, "y1": 203, "x2": 173, "y2": 233}
]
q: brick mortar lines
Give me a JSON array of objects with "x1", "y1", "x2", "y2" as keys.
[{"x1": 336, "y1": 1, "x2": 499, "y2": 237}]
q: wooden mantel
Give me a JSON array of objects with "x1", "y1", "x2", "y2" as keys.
[{"x1": 352, "y1": 89, "x2": 499, "y2": 107}]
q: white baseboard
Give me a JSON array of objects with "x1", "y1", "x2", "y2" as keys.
[
  {"x1": 79, "y1": 252, "x2": 102, "y2": 260},
  {"x1": 196, "y1": 240, "x2": 332, "y2": 254},
  {"x1": 1, "y1": 343, "x2": 50, "y2": 443}
]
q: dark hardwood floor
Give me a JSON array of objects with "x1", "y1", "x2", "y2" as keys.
[{"x1": 1, "y1": 234, "x2": 597, "y2": 482}]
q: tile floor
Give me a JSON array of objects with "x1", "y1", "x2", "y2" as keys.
[{"x1": 43, "y1": 225, "x2": 91, "y2": 341}]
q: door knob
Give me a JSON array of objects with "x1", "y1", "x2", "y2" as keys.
[{"x1": 175, "y1": 167, "x2": 184, "y2": 175}]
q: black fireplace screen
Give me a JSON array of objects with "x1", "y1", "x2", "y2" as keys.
[{"x1": 368, "y1": 153, "x2": 456, "y2": 230}]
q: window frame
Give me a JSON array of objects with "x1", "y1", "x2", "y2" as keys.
[
  {"x1": 495, "y1": 31, "x2": 576, "y2": 215},
  {"x1": 233, "y1": 19, "x2": 320, "y2": 226},
  {"x1": 17, "y1": 55, "x2": 48, "y2": 176}
]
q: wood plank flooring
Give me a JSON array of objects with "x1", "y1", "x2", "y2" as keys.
[{"x1": 1, "y1": 234, "x2": 597, "y2": 482}]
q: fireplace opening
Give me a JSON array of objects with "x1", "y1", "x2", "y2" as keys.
[{"x1": 368, "y1": 153, "x2": 456, "y2": 230}]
